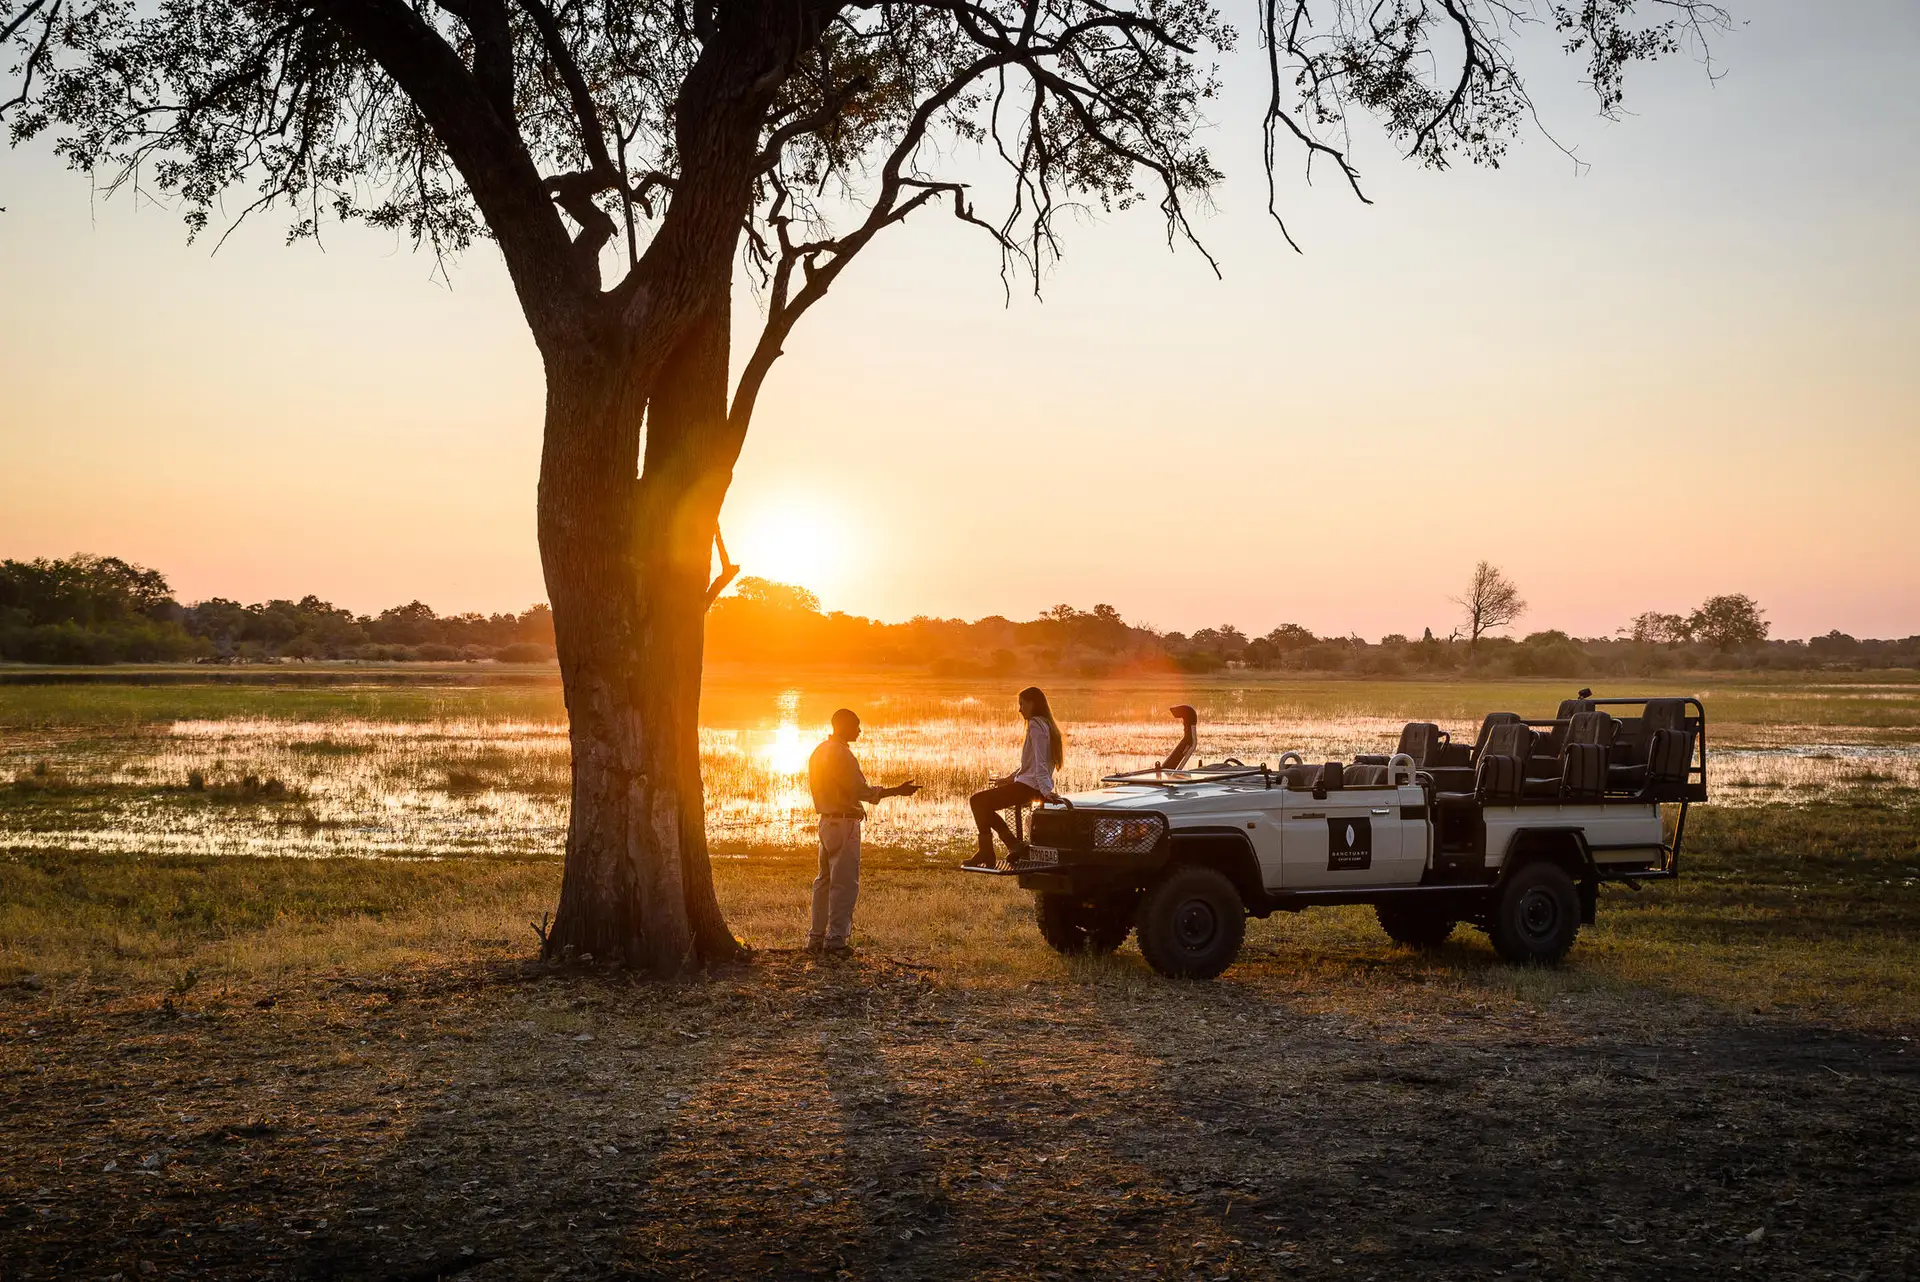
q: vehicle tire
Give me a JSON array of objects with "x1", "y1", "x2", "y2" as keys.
[
  {"x1": 1134, "y1": 866, "x2": 1246, "y2": 980},
  {"x1": 1375, "y1": 903, "x2": 1456, "y2": 950},
  {"x1": 1034, "y1": 893, "x2": 1134, "y2": 956},
  {"x1": 1488, "y1": 861, "x2": 1581, "y2": 965}
]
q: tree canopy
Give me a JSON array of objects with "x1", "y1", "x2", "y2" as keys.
[{"x1": 6, "y1": 0, "x2": 1730, "y2": 376}]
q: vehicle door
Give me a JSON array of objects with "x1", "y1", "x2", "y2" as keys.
[{"x1": 1279, "y1": 784, "x2": 1405, "y2": 888}]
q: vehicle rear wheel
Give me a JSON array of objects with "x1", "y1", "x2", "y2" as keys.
[
  {"x1": 1135, "y1": 866, "x2": 1246, "y2": 980},
  {"x1": 1489, "y1": 861, "x2": 1581, "y2": 965},
  {"x1": 1034, "y1": 893, "x2": 1135, "y2": 956},
  {"x1": 1375, "y1": 903, "x2": 1456, "y2": 949}
]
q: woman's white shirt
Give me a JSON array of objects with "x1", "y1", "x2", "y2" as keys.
[{"x1": 1013, "y1": 718, "x2": 1055, "y2": 794}]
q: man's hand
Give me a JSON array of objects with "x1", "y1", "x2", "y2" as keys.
[{"x1": 887, "y1": 780, "x2": 922, "y2": 799}]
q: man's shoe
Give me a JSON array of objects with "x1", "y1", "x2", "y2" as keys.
[
  {"x1": 804, "y1": 939, "x2": 826, "y2": 956},
  {"x1": 1006, "y1": 841, "x2": 1031, "y2": 865},
  {"x1": 824, "y1": 942, "x2": 854, "y2": 959},
  {"x1": 962, "y1": 852, "x2": 998, "y2": 870}
]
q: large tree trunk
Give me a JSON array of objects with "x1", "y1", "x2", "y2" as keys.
[
  {"x1": 526, "y1": 0, "x2": 816, "y2": 974},
  {"x1": 536, "y1": 313, "x2": 743, "y2": 973}
]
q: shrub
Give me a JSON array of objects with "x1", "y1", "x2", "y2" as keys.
[{"x1": 494, "y1": 642, "x2": 556, "y2": 664}]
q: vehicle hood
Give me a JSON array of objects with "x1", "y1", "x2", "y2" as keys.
[{"x1": 1054, "y1": 782, "x2": 1267, "y2": 811}]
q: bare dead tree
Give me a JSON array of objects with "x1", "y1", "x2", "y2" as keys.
[
  {"x1": 3, "y1": 0, "x2": 1731, "y2": 973},
  {"x1": 1454, "y1": 560, "x2": 1528, "y2": 660}
]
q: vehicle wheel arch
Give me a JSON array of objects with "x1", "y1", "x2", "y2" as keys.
[
  {"x1": 1499, "y1": 827, "x2": 1599, "y2": 925},
  {"x1": 1168, "y1": 828, "x2": 1267, "y2": 917}
]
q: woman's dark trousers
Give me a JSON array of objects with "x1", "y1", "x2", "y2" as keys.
[{"x1": 969, "y1": 781, "x2": 1043, "y2": 860}]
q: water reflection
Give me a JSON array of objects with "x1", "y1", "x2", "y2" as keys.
[{"x1": 3, "y1": 682, "x2": 1915, "y2": 862}]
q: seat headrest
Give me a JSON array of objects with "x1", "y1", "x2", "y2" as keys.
[
  {"x1": 1555, "y1": 698, "x2": 1595, "y2": 721},
  {"x1": 1567, "y1": 710, "x2": 1619, "y2": 747},
  {"x1": 1641, "y1": 699, "x2": 1687, "y2": 733},
  {"x1": 1474, "y1": 711, "x2": 1522, "y2": 754},
  {"x1": 1343, "y1": 764, "x2": 1388, "y2": 786},
  {"x1": 1483, "y1": 722, "x2": 1536, "y2": 761},
  {"x1": 1396, "y1": 721, "x2": 1443, "y2": 765},
  {"x1": 1317, "y1": 761, "x2": 1345, "y2": 792}
]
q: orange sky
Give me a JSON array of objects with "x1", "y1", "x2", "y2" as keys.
[{"x1": 2, "y1": 1, "x2": 1916, "y2": 641}]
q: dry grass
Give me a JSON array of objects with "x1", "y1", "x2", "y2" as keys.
[{"x1": 5, "y1": 798, "x2": 1916, "y2": 1033}]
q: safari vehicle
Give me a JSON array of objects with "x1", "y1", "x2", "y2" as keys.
[{"x1": 970, "y1": 692, "x2": 1706, "y2": 979}]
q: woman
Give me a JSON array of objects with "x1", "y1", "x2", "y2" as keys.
[{"x1": 964, "y1": 686, "x2": 1064, "y2": 868}]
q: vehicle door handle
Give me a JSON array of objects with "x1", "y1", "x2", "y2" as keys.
[{"x1": 1371, "y1": 807, "x2": 1391, "y2": 814}]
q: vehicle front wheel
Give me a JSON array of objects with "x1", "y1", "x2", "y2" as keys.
[
  {"x1": 1034, "y1": 893, "x2": 1135, "y2": 956},
  {"x1": 1375, "y1": 903, "x2": 1456, "y2": 950},
  {"x1": 1135, "y1": 866, "x2": 1246, "y2": 980},
  {"x1": 1488, "y1": 861, "x2": 1581, "y2": 965}
]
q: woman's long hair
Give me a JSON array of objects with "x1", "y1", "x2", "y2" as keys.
[{"x1": 1019, "y1": 686, "x2": 1065, "y2": 769}]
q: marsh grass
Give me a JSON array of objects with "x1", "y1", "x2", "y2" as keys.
[{"x1": 4, "y1": 802, "x2": 1915, "y2": 1030}]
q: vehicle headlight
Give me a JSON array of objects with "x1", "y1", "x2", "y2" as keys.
[{"x1": 1091, "y1": 816, "x2": 1165, "y2": 854}]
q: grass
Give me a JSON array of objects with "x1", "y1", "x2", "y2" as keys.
[
  {"x1": 5, "y1": 669, "x2": 1916, "y2": 1278},
  {"x1": 4, "y1": 801, "x2": 1915, "y2": 1030}
]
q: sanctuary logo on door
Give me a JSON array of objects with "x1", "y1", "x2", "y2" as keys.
[{"x1": 1327, "y1": 817, "x2": 1372, "y2": 871}]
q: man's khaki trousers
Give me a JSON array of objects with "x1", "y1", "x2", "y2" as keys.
[{"x1": 809, "y1": 816, "x2": 862, "y2": 947}]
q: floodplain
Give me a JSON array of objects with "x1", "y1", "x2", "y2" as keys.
[{"x1": 2, "y1": 667, "x2": 1916, "y2": 1278}]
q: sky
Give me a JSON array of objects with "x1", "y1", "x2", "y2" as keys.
[{"x1": 2, "y1": 0, "x2": 1917, "y2": 642}]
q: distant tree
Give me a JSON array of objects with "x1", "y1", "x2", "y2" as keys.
[
  {"x1": 1623, "y1": 610, "x2": 1691, "y2": 646},
  {"x1": 727, "y1": 577, "x2": 821, "y2": 614},
  {"x1": 1809, "y1": 630, "x2": 1860, "y2": 658},
  {"x1": 3, "y1": 0, "x2": 1734, "y2": 969},
  {"x1": 1452, "y1": 561, "x2": 1528, "y2": 660},
  {"x1": 0, "y1": 554, "x2": 174, "y2": 625},
  {"x1": 1265, "y1": 624, "x2": 1318, "y2": 654},
  {"x1": 1688, "y1": 594, "x2": 1769, "y2": 650}
]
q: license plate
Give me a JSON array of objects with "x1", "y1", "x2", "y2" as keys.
[{"x1": 1024, "y1": 847, "x2": 1060, "y2": 866}]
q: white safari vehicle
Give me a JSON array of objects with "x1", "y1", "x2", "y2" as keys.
[{"x1": 972, "y1": 693, "x2": 1706, "y2": 979}]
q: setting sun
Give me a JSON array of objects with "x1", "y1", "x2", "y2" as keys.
[{"x1": 726, "y1": 500, "x2": 849, "y2": 600}]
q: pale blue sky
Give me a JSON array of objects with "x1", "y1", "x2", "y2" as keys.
[{"x1": 2, "y1": 0, "x2": 1916, "y2": 640}]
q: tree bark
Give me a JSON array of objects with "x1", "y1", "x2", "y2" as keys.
[
  {"x1": 526, "y1": 0, "x2": 822, "y2": 974},
  {"x1": 536, "y1": 323, "x2": 742, "y2": 974}
]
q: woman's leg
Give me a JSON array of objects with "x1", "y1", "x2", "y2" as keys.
[{"x1": 969, "y1": 781, "x2": 1041, "y2": 863}]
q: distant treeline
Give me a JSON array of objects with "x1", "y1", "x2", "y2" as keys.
[
  {"x1": 0, "y1": 555, "x2": 554, "y2": 664},
  {"x1": 4, "y1": 554, "x2": 1918, "y2": 675},
  {"x1": 706, "y1": 578, "x2": 1920, "y2": 678}
]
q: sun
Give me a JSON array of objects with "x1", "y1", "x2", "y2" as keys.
[{"x1": 728, "y1": 500, "x2": 847, "y2": 598}]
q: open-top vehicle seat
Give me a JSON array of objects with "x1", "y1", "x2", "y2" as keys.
[
  {"x1": 1429, "y1": 712, "x2": 1522, "y2": 791},
  {"x1": 1471, "y1": 722, "x2": 1537, "y2": 802},
  {"x1": 1610, "y1": 726, "x2": 1696, "y2": 797},
  {"x1": 1341, "y1": 764, "x2": 1390, "y2": 786},
  {"x1": 1356, "y1": 722, "x2": 1446, "y2": 769},
  {"x1": 1566, "y1": 710, "x2": 1620, "y2": 749},
  {"x1": 1540, "y1": 697, "x2": 1597, "y2": 757},
  {"x1": 1559, "y1": 742, "x2": 1608, "y2": 800},
  {"x1": 1612, "y1": 698, "x2": 1686, "y2": 765}
]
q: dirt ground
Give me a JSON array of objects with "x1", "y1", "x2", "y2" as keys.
[{"x1": 3, "y1": 949, "x2": 1916, "y2": 1282}]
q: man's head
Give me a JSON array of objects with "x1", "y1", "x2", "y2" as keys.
[{"x1": 830, "y1": 708, "x2": 861, "y2": 742}]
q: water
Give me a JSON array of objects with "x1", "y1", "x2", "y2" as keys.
[{"x1": 2, "y1": 675, "x2": 1913, "y2": 860}]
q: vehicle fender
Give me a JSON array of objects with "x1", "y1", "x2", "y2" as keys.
[
  {"x1": 1497, "y1": 827, "x2": 1600, "y2": 924},
  {"x1": 1167, "y1": 828, "x2": 1268, "y2": 917}
]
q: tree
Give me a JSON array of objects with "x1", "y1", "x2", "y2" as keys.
[
  {"x1": 1623, "y1": 610, "x2": 1690, "y2": 645},
  {"x1": 3, "y1": 1, "x2": 1731, "y2": 972},
  {"x1": 1453, "y1": 560, "x2": 1527, "y2": 660},
  {"x1": 1688, "y1": 593, "x2": 1768, "y2": 650}
]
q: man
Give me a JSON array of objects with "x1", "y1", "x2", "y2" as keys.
[{"x1": 806, "y1": 708, "x2": 919, "y2": 957}]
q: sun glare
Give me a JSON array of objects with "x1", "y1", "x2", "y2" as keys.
[{"x1": 729, "y1": 500, "x2": 846, "y2": 600}]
